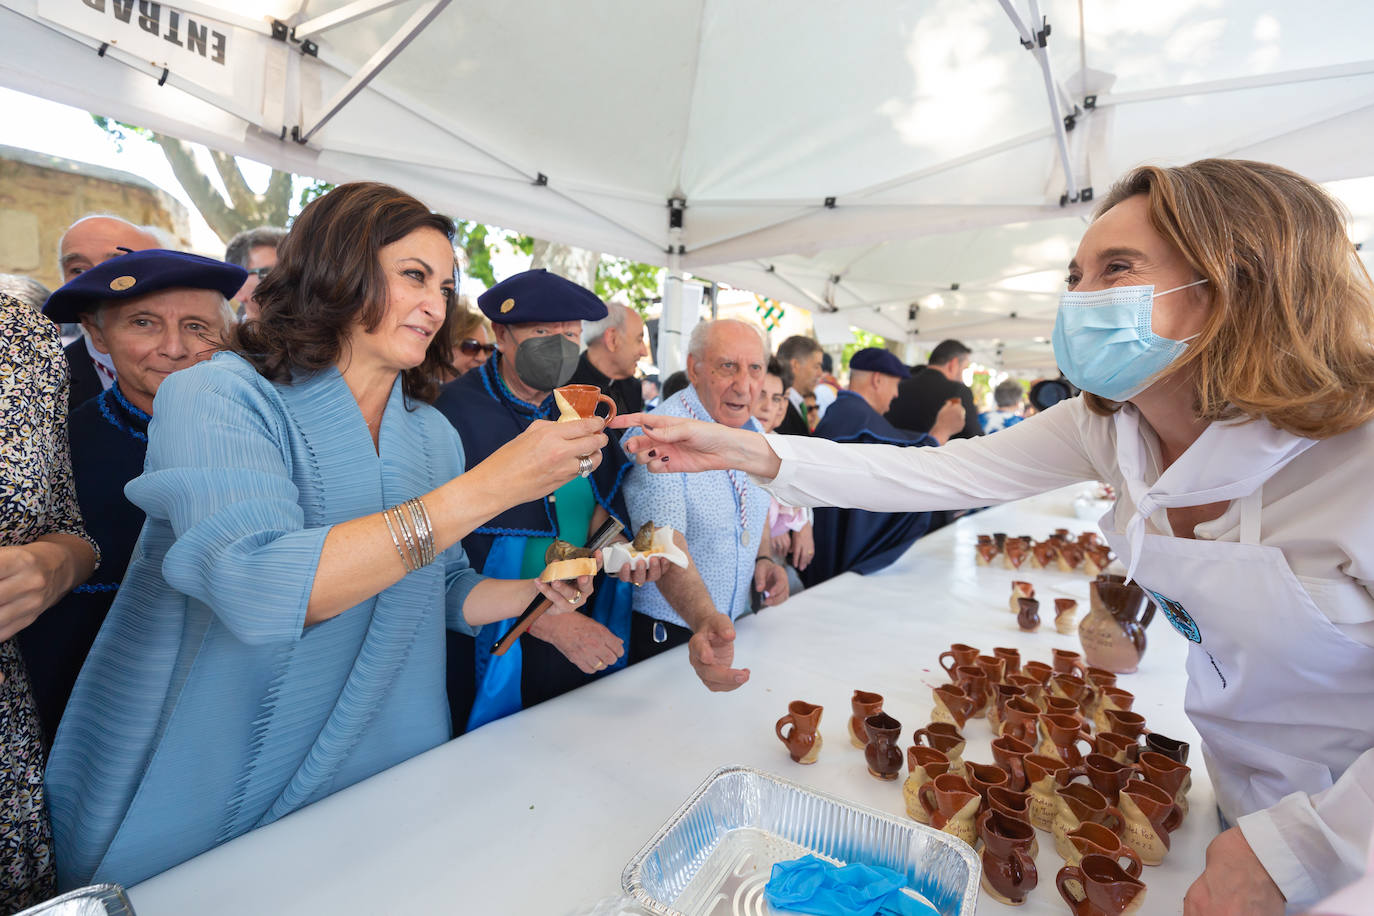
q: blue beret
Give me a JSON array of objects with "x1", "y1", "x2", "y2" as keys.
[
  {"x1": 849, "y1": 347, "x2": 910, "y2": 379},
  {"x1": 477, "y1": 269, "x2": 607, "y2": 324},
  {"x1": 44, "y1": 249, "x2": 247, "y2": 324}
]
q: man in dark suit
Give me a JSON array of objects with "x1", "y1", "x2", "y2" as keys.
[
  {"x1": 886, "y1": 338, "x2": 984, "y2": 440},
  {"x1": 774, "y1": 334, "x2": 823, "y2": 436},
  {"x1": 568, "y1": 299, "x2": 649, "y2": 416}
]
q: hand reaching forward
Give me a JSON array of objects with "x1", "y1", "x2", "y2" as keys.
[
  {"x1": 612, "y1": 413, "x2": 781, "y2": 478},
  {"x1": 689, "y1": 612, "x2": 750, "y2": 691}
]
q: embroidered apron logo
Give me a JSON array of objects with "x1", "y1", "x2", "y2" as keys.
[{"x1": 1146, "y1": 588, "x2": 1201, "y2": 644}]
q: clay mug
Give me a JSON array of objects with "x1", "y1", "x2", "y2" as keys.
[
  {"x1": 993, "y1": 532, "x2": 1008, "y2": 549},
  {"x1": 903, "y1": 746, "x2": 951, "y2": 823},
  {"x1": 1016, "y1": 597, "x2": 1041, "y2": 631},
  {"x1": 1025, "y1": 753, "x2": 1083, "y2": 832},
  {"x1": 554, "y1": 384, "x2": 617, "y2": 421},
  {"x1": 918, "y1": 773, "x2": 981, "y2": 846},
  {"x1": 1052, "y1": 648, "x2": 1087, "y2": 677},
  {"x1": 1050, "y1": 673, "x2": 1092, "y2": 712},
  {"x1": 1022, "y1": 660, "x2": 1054, "y2": 686},
  {"x1": 991, "y1": 734, "x2": 1034, "y2": 792},
  {"x1": 912, "y1": 722, "x2": 966, "y2": 777},
  {"x1": 965, "y1": 761, "x2": 1010, "y2": 811},
  {"x1": 1055, "y1": 597, "x2": 1080, "y2": 635},
  {"x1": 1094, "y1": 731, "x2": 1141, "y2": 766},
  {"x1": 1144, "y1": 732, "x2": 1190, "y2": 765},
  {"x1": 1083, "y1": 752, "x2": 1142, "y2": 800},
  {"x1": 1044, "y1": 694, "x2": 1085, "y2": 720},
  {"x1": 848, "y1": 690, "x2": 884, "y2": 748},
  {"x1": 1103, "y1": 709, "x2": 1149, "y2": 742},
  {"x1": 775, "y1": 700, "x2": 823, "y2": 764},
  {"x1": 999, "y1": 697, "x2": 1042, "y2": 746},
  {"x1": 976, "y1": 653, "x2": 1007, "y2": 686},
  {"x1": 931, "y1": 684, "x2": 976, "y2": 729},
  {"x1": 977, "y1": 809, "x2": 1038, "y2": 906},
  {"x1": 1084, "y1": 666, "x2": 1118, "y2": 691},
  {"x1": 953, "y1": 665, "x2": 991, "y2": 718},
  {"x1": 863, "y1": 712, "x2": 904, "y2": 781},
  {"x1": 1137, "y1": 751, "x2": 1193, "y2": 821},
  {"x1": 988, "y1": 683, "x2": 1026, "y2": 734},
  {"x1": 938, "y1": 643, "x2": 980, "y2": 678},
  {"x1": 1053, "y1": 783, "x2": 1126, "y2": 861},
  {"x1": 1057, "y1": 853, "x2": 1148, "y2": 916},
  {"x1": 1009, "y1": 580, "x2": 1035, "y2": 613},
  {"x1": 1064, "y1": 822, "x2": 1144, "y2": 878},
  {"x1": 987, "y1": 784, "x2": 1032, "y2": 824},
  {"x1": 1092, "y1": 686, "x2": 1135, "y2": 734},
  {"x1": 1005, "y1": 673, "x2": 1045, "y2": 709},
  {"x1": 1119, "y1": 779, "x2": 1182, "y2": 866},
  {"x1": 993, "y1": 646, "x2": 1022, "y2": 676}
]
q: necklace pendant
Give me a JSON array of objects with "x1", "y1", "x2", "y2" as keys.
[{"x1": 741, "y1": 529, "x2": 749, "y2": 547}]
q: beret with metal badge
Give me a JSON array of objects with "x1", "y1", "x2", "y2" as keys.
[
  {"x1": 43, "y1": 248, "x2": 247, "y2": 324},
  {"x1": 476, "y1": 268, "x2": 608, "y2": 325}
]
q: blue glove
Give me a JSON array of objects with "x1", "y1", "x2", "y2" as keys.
[{"x1": 764, "y1": 854, "x2": 942, "y2": 916}]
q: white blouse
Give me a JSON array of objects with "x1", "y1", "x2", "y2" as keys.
[{"x1": 758, "y1": 397, "x2": 1374, "y2": 907}]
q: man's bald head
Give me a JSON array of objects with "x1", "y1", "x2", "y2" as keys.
[{"x1": 59, "y1": 216, "x2": 161, "y2": 283}]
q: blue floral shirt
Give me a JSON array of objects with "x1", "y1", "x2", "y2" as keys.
[{"x1": 621, "y1": 385, "x2": 769, "y2": 624}]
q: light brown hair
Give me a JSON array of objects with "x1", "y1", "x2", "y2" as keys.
[
  {"x1": 448, "y1": 299, "x2": 489, "y2": 348},
  {"x1": 1085, "y1": 158, "x2": 1374, "y2": 439}
]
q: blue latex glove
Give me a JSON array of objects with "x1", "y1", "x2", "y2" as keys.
[{"x1": 764, "y1": 854, "x2": 942, "y2": 916}]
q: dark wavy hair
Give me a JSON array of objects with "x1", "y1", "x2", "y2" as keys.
[{"x1": 232, "y1": 181, "x2": 457, "y2": 403}]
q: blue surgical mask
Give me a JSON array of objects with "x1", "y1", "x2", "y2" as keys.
[{"x1": 1052, "y1": 279, "x2": 1208, "y2": 401}]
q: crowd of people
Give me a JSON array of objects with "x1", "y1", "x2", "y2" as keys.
[{"x1": 1, "y1": 156, "x2": 1372, "y2": 915}]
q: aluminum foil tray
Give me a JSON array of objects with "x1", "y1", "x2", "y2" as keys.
[
  {"x1": 14, "y1": 885, "x2": 134, "y2": 916},
  {"x1": 623, "y1": 765, "x2": 980, "y2": 916}
]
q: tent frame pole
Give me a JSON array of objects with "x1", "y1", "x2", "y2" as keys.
[
  {"x1": 294, "y1": 0, "x2": 417, "y2": 39},
  {"x1": 297, "y1": 0, "x2": 451, "y2": 143},
  {"x1": 1095, "y1": 58, "x2": 1374, "y2": 108}
]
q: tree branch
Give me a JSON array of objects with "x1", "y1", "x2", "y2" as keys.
[
  {"x1": 152, "y1": 134, "x2": 240, "y2": 242},
  {"x1": 208, "y1": 148, "x2": 257, "y2": 214}
]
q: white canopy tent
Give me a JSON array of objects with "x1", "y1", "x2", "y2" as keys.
[{"x1": 3, "y1": 0, "x2": 1372, "y2": 372}]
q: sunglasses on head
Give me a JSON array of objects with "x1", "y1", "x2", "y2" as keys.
[{"x1": 459, "y1": 338, "x2": 497, "y2": 356}]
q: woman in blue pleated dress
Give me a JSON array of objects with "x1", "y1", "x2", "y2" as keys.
[{"x1": 45, "y1": 182, "x2": 610, "y2": 889}]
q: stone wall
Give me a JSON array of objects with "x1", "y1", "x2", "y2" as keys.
[{"x1": 0, "y1": 144, "x2": 192, "y2": 292}]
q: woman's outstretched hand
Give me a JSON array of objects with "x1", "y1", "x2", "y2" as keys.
[
  {"x1": 611, "y1": 412, "x2": 782, "y2": 479},
  {"x1": 479, "y1": 417, "x2": 609, "y2": 506}
]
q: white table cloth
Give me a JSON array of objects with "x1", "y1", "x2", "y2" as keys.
[{"x1": 127, "y1": 488, "x2": 1215, "y2": 915}]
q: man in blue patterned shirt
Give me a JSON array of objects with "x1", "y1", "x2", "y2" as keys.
[{"x1": 622, "y1": 319, "x2": 790, "y2": 690}]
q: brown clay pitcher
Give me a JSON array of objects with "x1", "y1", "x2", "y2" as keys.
[
  {"x1": 1094, "y1": 731, "x2": 1141, "y2": 766},
  {"x1": 978, "y1": 809, "x2": 1038, "y2": 906},
  {"x1": 863, "y1": 712, "x2": 903, "y2": 781},
  {"x1": 1050, "y1": 673, "x2": 1092, "y2": 713},
  {"x1": 1119, "y1": 779, "x2": 1183, "y2": 866},
  {"x1": 999, "y1": 697, "x2": 1042, "y2": 746},
  {"x1": 1078, "y1": 574, "x2": 1154, "y2": 674},
  {"x1": 554, "y1": 384, "x2": 618, "y2": 421},
  {"x1": 912, "y1": 722, "x2": 966, "y2": 777},
  {"x1": 993, "y1": 646, "x2": 1022, "y2": 676},
  {"x1": 1016, "y1": 597, "x2": 1041, "y2": 631},
  {"x1": 1053, "y1": 783, "x2": 1126, "y2": 861},
  {"x1": 1055, "y1": 597, "x2": 1080, "y2": 634},
  {"x1": 1083, "y1": 752, "x2": 1142, "y2": 800},
  {"x1": 1008, "y1": 580, "x2": 1035, "y2": 613},
  {"x1": 1138, "y1": 750, "x2": 1192, "y2": 820},
  {"x1": 1038, "y1": 712, "x2": 1094, "y2": 767},
  {"x1": 1005, "y1": 673, "x2": 1044, "y2": 708},
  {"x1": 903, "y1": 746, "x2": 951, "y2": 823},
  {"x1": 931, "y1": 684, "x2": 976, "y2": 729},
  {"x1": 1064, "y1": 822, "x2": 1143, "y2": 878},
  {"x1": 848, "y1": 690, "x2": 884, "y2": 748},
  {"x1": 976, "y1": 653, "x2": 1007, "y2": 686},
  {"x1": 1144, "y1": 732, "x2": 1190, "y2": 765},
  {"x1": 1025, "y1": 753, "x2": 1082, "y2": 832},
  {"x1": 775, "y1": 700, "x2": 823, "y2": 764},
  {"x1": 1103, "y1": 709, "x2": 1149, "y2": 742},
  {"x1": 1092, "y1": 686, "x2": 1135, "y2": 734},
  {"x1": 965, "y1": 761, "x2": 1009, "y2": 811},
  {"x1": 991, "y1": 734, "x2": 1034, "y2": 792},
  {"x1": 988, "y1": 683, "x2": 1026, "y2": 734},
  {"x1": 1052, "y1": 648, "x2": 1087, "y2": 677},
  {"x1": 953, "y1": 665, "x2": 991, "y2": 718},
  {"x1": 918, "y1": 773, "x2": 981, "y2": 846},
  {"x1": 938, "y1": 643, "x2": 980, "y2": 678},
  {"x1": 1057, "y1": 853, "x2": 1148, "y2": 915}
]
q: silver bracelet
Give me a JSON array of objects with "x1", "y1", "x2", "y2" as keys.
[
  {"x1": 413, "y1": 498, "x2": 436, "y2": 564},
  {"x1": 382, "y1": 507, "x2": 416, "y2": 573},
  {"x1": 404, "y1": 498, "x2": 434, "y2": 566},
  {"x1": 391, "y1": 505, "x2": 421, "y2": 571}
]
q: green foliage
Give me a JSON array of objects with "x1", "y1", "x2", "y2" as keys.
[
  {"x1": 595, "y1": 256, "x2": 660, "y2": 315},
  {"x1": 91, "y1": 115, "x2": 152, "y2": 151},
  {"x1": 298, "y1": 180, "x2": 334, "y2": 209},
  {"x1": 840, "y1": 328, "x2": 890, "y2": 372},
  {"x1": 970, "y1": 370, "x2": 991, "y2": 410}
]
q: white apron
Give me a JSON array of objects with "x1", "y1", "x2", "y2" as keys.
[{"x1": 1103, "y1": 410, "x2": 1374, "y2": 823}]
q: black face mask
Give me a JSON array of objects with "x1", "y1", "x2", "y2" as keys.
[{"x1": 513, "y1": 334, "x2": 580, "y2": 391}]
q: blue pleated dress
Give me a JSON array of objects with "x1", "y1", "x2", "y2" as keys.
[{"x1": 44, "y1": 352, "x2": 483, "y2": 889}]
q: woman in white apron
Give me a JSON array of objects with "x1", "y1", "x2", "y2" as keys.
[{"x1": 616, "y1": 158, "x2": 1374, "y2": 916}]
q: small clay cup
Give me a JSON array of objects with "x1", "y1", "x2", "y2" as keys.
[
  {"x1": 1025, "y1": 753, "x2": 1084, "y2": 832},
  {"x1": 978, "y1": 809, "x2": 1038, "y2": 906},
  {"x1": 1055, "y1": 597, "x2": 1080, "y2": 634},
  {"x1": 918, "y1": 773, "x2": 981, "y2": 846},
  {"x1": 1144, "y1": 732, "x2": 1190, "y2": 765},
  {"x1": 988, "y1": 683, "x2": 1026, "y2": 733},
  {"x1": 999, "y1": 697, "x2": 1042, "y2": 746},
  {"x1": 1008, "y1": 580, "x2": 1036, "y2": 614},
  {"x1": 1094, "y1": 731, "x2": 1141, "y2": 766},
  {"x1": 1119, "y1": 779, "x2": 1182, "y2": 866},
  {"x1": 1022, "y1": 660, "x2": 1054, "y2": 686},
  {"x1": 775, "y1": 700, "x2": 823, "y2": 764},
  {"x1": 966, "y1": 761, "x2": 1010, "y2": 811},
  {"x1": 1092, "y1": 686, "x2": 1136, "y2": 733},
  {"x1": 1137, "y1": 751, "x2": 1192, "y2": 820},
  {"x1": 1083, "y1": 752, "x2": 1142, "y2": 799},
  {"x1": 1053, "y1": 783, "x2": 1126, "y2": 860},
  {"x1": 912, "y1": 722, "x2": 966, "y2": 757},
  {"x1": 976, "y1": 653, "x2": 1007, "y2": 686},
  {"x1": 1103, "y1": 708, "x2": 1149, "y2": 741},
  {"x1": 1052, "y1": 648, "x2": 1087, "y2": 677},
  {"x1": 993, "y1": 646, "x2": 1022, "y2": 676},
  {"x1": 953, "y1": 665, "x2": 991, "y2": 718},
  {"x1": 848, "y1": 689, "x2": 884, "y2": 748},
  {"x1": 1064, "y1": 823, "x2": 1144, "y2": 878},
  {"x1": 903, "y1": 746, "x2": 952, "y2": 823},
  {"x1": 938, "y1": 643, "x2": 980, "y2": 678},
  {"x1": 1057, "y1": 854, "x2": 1147, "y2": 916},
  {"x1": 931, "y1": 684, "x2": 976, "y2": 729},
  {"x1": 1050, "y1": 672, "x2": 1092, "y2": 711},
  {"x1": 991, "y1": 734, "x2": 1034, "y2": 792},
  {"x1": 1038, "y1": 712, "x2": 1094, "y2": 766},
  {"x1": 1016, "y1": 597, "x2": 1041, "y2": 631},
  {"x1": 863, "y1": 712, "x2": 904, "y2": 781},
  {"x1": 554, "y1": 384, "x2": 617, "y2": 420},
  {"x1": 1005, "y1": 673, "x2": 1044, "y2": 709}
]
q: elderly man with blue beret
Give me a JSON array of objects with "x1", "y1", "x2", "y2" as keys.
[
  {"x1": 434, "y1": 269, "x2": 668, "y2": 733},
  {"x1": 19, "y1": 250, "x2": 242, "y2": 747},
  {"x1": 803, "y1": 347, "x2": 966, "y2": 586}
]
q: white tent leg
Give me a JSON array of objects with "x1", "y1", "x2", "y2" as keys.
[{"x1": 658, "y1": 245, "x2": 686, "y2": 377}]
